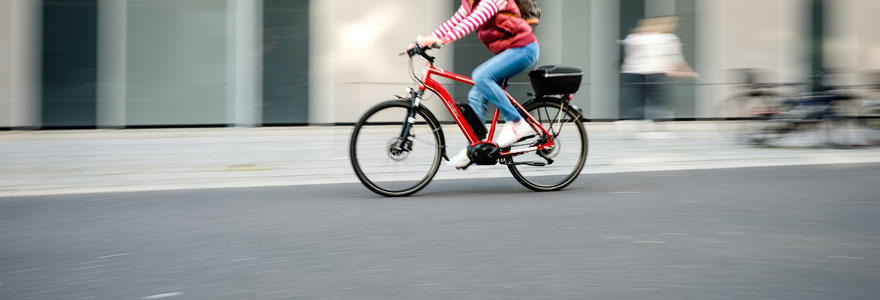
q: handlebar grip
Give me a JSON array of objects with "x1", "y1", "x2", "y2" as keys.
[
  {"x1": 404, "y1": 41, "x2": 426, "y2": 57},
  {"x1": 403, "y1": 42, "x2": 437, "y2": 63},
  {"x1": 406, "y1": 47, "x2": 418, "y2": 57}
]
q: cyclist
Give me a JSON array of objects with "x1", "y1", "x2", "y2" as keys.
[{"x1": 411, "y1": 0, "x2": 540, "y2": 169}]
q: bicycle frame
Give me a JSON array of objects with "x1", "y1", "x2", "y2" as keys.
[{"x1": 416, "y1": 62, "x2": 555, "y2": 156}]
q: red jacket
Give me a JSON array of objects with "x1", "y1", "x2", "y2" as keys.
[{"x1": 464, "y1": 0, "x2": 537, "y2": 54}]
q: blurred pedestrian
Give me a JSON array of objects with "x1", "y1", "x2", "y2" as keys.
[{"x1": 619, "y1": 16, "x2": 697, "y2": 139}]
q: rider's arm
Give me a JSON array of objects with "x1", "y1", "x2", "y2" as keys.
[
  {"x1": 433, "y1": 0, "x2": 505, "y2": 45},
  {"x1": 663, "y1": 35, "x2": 698, "y2": 78},
  {"x1": 431, "y1": 4, "x2": 468, "y2": 40}
]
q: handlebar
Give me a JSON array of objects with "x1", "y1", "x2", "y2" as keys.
[
  {"x1": 399, "y1": 42, "x2": 442, "y2": 91},
  {"x1": 400, "y1": 42, "x2": 441, "y2": 64}
]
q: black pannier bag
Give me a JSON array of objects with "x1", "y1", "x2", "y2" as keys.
[
  {"x1": 528, "y1": 65, "x2": 584, "y2": 96},
  {"x1": 456, "y1": 102, "x2": 488, "y2": 140}
]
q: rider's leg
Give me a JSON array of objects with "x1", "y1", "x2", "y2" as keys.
[
  {"x1": 470, "y1": 42, "x2": 539, "y2": 123},
  {"x1": 466, "y1": 88, "x2": 489, "y2": 123},
  {"x1": 470, "y1": 42, "x2": 540, "y2": 147},
  {"x1": 448, "y1": 42, "x2": 540, "y2": 169}
]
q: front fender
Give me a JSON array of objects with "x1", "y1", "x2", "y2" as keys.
[{"x1": 414, "y1": 103, "x2": 449, "y2": 161}]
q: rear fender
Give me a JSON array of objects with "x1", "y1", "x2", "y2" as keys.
[{"x1": 522, "y1": 96, "x2": 588, "y2": 122}]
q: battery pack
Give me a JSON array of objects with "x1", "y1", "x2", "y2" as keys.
[{"x1": 456, "y1": 103, "x2": 488, "y2": 141}]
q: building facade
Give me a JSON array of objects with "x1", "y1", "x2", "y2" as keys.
[{"x1": 1, "y1": 0, "x2": 878, "y2": 129}]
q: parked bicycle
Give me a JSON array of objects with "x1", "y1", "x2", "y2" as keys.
[
  {"x1": 349, "y1": 45, "x2": 588, "y2": 197},
  {"x1": 717, "y1": 69, "x2": 873, "y2": 147}
]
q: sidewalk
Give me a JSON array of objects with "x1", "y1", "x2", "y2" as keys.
[{"x1": 1, "y1": 122, "x2": 879, "y2": 197}]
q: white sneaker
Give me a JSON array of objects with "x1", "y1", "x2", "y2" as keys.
[
  {"x1": 446, "y1": 147, "x2": 471, "y2": 169},
  {"x1": 495, "y1": 120, "x2": 537, "y2": 148}
]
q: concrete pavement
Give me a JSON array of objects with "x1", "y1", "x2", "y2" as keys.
[
  {"x1": 1, "y1": 122, "x2": 879, "y2": 197},
  {"x1": 1, "y1": 164, "x2": 879, "y2": 299}
]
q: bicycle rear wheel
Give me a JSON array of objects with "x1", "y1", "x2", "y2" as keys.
[
  {"x1": 507, "y1": 98, "x2": 588, "y2": 191},
  {"x1": 350, "y1": 100, "x2": 442, "y2": 197},
  {"x1": 823, "y1": 100, "x2": 864, "y2": 148},
  {"x1": 716, "y1": 94, "x2": 784, "y2": 145}
]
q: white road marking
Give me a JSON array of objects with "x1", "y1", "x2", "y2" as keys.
[
  {"x1": 827, "y1": 256, "x2": 865, "y2": 260},
  {"x1": 97, "y1": 253, "x2": 129, "y2": 259},
  {"x1": 75, "y1": 265, "x2": 109, "y2": 271},
  {"x1": 601, "y1": 236, "x2": 635, "y2": 240},
  {"x1": 143, "y1": 292, "x2": 183, "y2": 299},
  {"x1": 230, "y1": 257, "x2": 260, "y2": 262}
]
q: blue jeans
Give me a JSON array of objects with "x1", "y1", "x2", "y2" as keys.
[{"x1": 468, "y1": 42, "x2": 540, "y2": 122}]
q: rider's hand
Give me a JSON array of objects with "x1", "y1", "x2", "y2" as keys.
[{"x1": 417, "y1": 35, "x2": 442, "y2": 49}]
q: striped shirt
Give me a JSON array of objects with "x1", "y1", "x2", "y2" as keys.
[{"x1": 431, "y1": 0, "x2": 508, "y2": 44}]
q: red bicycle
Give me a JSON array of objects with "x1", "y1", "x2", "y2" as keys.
[{"x1": 349, "y1": 45, "x2": 588, "y2": 196}]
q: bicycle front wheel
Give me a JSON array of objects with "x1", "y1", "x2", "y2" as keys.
[
  {"x1": 350, "y1": 100, "x2": 442, "y2": 197},
  {"x1": 508, "y1": 98, "x2": 588, "y2": 191}
]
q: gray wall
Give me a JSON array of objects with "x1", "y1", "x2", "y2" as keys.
[
  {"x1": 2, "y1": 0, "x2": 875, "y2": 128},
  {"x1": 313, "y1": 0, "x2": 613, "y2": 123},
  {"x1": 824, "y1": 0, "x2": 880, "y2": 85},
  {"x1": 126, "y1": 0, "x2": 230, "y2": 126},
  {"x1": 309, "y1": 0, "x2": 455, "y2": 124},
  {"x1": 694, "y1": 0, "x2": 811, "y2": 118},
  {"x1": 41, "y1": 0, "x2": 98, "y2": 128},
  {"x1": 0, "y1": 0, "x2": 40, "y2": 129},
  {"x1": 451, "y1": 0, "x2": 597, "y2": 118},
  {"x1": 0, "y1": 1, "x2": 12, "y2": 127},
  {"x1": 670, "y1": 0, "x2": 697, "y2": 119},
  {"x1": 0, "y1": 0, "x2": 13, "y2": 128},
  {"x1": 263, "y1": 0, "x2": 309, "y2": 125}
]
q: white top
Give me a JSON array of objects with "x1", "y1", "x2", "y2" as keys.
[{"x1": 621, "y1": 33, "x2": 685, "y2": 75}]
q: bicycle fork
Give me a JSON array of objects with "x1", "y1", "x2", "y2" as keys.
[{"x1": 393, "y1": 88, "x2": 423, "y2": 153}]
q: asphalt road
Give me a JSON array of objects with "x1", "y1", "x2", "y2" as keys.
[{"x1": 2, "y1": 164, "x2": 879, "y2": 300}]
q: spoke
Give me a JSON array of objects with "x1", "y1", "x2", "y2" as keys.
[
  {"x1": 550, "y1": 102, "x2": 566, "y2": 136},
  {"x1": 411, "y1": 135, "x2": 436, "y2": 146},
  {"x1": 554, "y1": 115, "x2": 580, "y2": 138},
  {"x1": 530, "y1": 103, "x2": 576, "y2": 138},
  {"x1": 541, "y1": 106, "x2": 551, "y2": 132}
]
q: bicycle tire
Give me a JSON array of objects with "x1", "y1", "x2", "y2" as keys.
[
  {"x1": 823, "y1": 100, "x2": 863, "y2": 148},
  {"x1": 507, "y1": 98, "x2": 588, "y2": 192},
  {"x1": 350, "y1": 100, "x2": 443, "y2": 197},
  {"x1": 715, "y1": 94, "x2": 783, "y2": 145}
]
